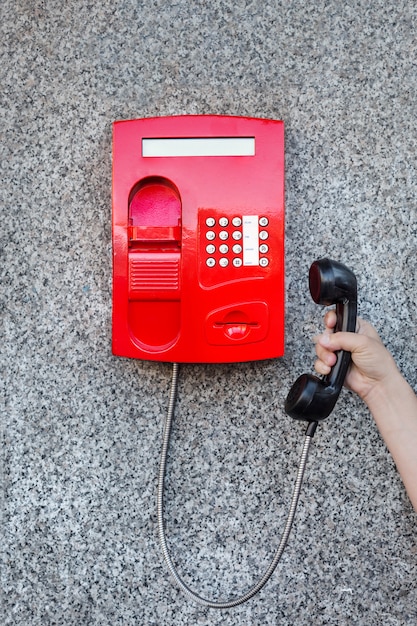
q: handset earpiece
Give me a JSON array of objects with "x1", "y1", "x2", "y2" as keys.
[{"x1": 285, "y1": 259, "x2": 357, "y2": 422}]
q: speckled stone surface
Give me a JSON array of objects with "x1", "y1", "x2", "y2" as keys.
[{"x1": 1, "y1": 1, "x2": 417, "y2": 624}]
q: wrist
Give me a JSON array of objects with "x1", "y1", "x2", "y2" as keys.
[{"x1": 362, "y1": 367, "x2": 409, "y2": 417}]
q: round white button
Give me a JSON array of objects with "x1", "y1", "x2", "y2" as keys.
[
  {"x1": 206, "y1": 230, "x2": 216, "y2": 240},
  {"x1": 219, "y1": 217, "x2": 229, "y2": 227},
  {"x1": 233, "y1": 258, "x2": 242, "y2": 267},
  {"x1": 219, "y1": 244, "x2": 229, "y2": 254},
  {"x1": 206, "y1": 217, "x2": 215, "y2": 227},
  {"x1": 259, "y1": 217, "x2": 269, "y2": 226},
  {"x1": 260, "y1": 257, "x2": 269, "y2": 267},
  {"x1": 206, "y1": 258, "x2": 216, "y2": 267},
  {"x1": 219, "y1": 230, "x2": 229, "y2": 240},
  {"x1": 232, "y1": 244, "x2": 242, "y2": 254},
  {"x1": 259, "y1": 230, "x2": 269, "y2": 240},
  {"x1": 219, "y1": 258, "x2": 229, "y2": 267},
  {"x1": 232, "y1": 216, "x2": 242, "y2": 227},
  {"x1": 232, "y1": 231, "x2": 242, "y2": 240},
  {"x1": 259, "y1": 243, "x2": 269, "y2": 253},
  {"x1": 206, "y1": 244, "x2": 216, "y2": 254}
]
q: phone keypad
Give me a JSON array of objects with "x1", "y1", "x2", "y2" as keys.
[{"x1": 201, "y1": 214, "x2": 271, "y2": 270}]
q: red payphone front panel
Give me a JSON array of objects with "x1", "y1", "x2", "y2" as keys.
[{"x1": 112, "y1": 115, "x2": 284, "y2": 363}]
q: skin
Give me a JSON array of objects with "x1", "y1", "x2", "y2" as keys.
[{"x1": 314, "y1": 310, "x2": 417, "y2": 513}]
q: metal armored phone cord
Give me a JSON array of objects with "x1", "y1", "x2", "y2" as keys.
[{"x1": 157, "y1": 362, "x2": 318, "y2": 609}]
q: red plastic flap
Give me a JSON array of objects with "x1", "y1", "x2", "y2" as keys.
[
  {"x1": 205, "y1": 302, "x2": 268, "y2": 345},
  {"x1": 128, "y1": 225, "x2": 181, "y2": 242}
]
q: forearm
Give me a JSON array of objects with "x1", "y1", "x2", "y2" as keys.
[{"x1": 364, "y1": 370, "x2": 417, "y2": 513}]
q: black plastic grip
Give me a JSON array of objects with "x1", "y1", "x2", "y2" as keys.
[{"x1": 285, "y1": 259, "x2": 357, "y2": 422}]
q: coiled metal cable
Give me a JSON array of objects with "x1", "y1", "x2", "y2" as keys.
[{"x1": 157, "y1": 362, "x2": 316, "y2": 608}]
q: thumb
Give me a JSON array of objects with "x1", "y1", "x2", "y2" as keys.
[{"x1": 318, "y1": 330, "x2": 365, "y2": 354}]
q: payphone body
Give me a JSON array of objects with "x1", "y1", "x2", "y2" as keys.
[{"x1": 112, "y1": 115, "x2": 284, "y2": 363}]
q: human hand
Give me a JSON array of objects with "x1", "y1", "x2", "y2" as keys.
[
  {"x1": 315, "y1": 312, "x2": 417, "y2": 514},
  {"x1": 314, "y1": 310, "x2": 399, "y2": 403}
]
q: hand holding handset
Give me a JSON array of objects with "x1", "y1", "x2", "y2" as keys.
[{"x1": 285, "y1": 259, "x2": 357, "y2": 421}]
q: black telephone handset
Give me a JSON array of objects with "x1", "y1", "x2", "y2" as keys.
[{"x1": 285, "y1": 259, "x2": 357, "y2": 422}]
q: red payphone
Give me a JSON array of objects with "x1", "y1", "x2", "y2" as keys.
[{"x1": 112, "y1": 115, "x2": 284, "y2": 363}]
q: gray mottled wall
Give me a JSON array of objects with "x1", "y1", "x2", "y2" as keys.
[{"x1": 2, "y1": 1, "x2": 416, "y2": 624}]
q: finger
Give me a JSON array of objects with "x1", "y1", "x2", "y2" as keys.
[
  {"x1": 323, "y1": 309, "x2": 337, "y2": 330},
  {"x1": 314, "y1": 341, "x2": 338, "y2": 367},
  {"x1": 314, "y1": 358, "x2": 332, "y2": 376}
]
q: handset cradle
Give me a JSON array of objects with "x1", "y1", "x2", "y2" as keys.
[{"x1": 285, "y1": 259, "x2": 357, "y2": 421}]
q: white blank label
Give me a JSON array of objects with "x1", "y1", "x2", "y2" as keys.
[
  {"x1": 242, "y1": 216, "x2": 259, "y2": 266},
  {"x1": 142, "y1": 137, "x2": 255, "y2": 157}
]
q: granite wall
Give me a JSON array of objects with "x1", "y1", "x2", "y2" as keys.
[{"x1": 2, "y1": 1, "x2": 416, "y2": 624}]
